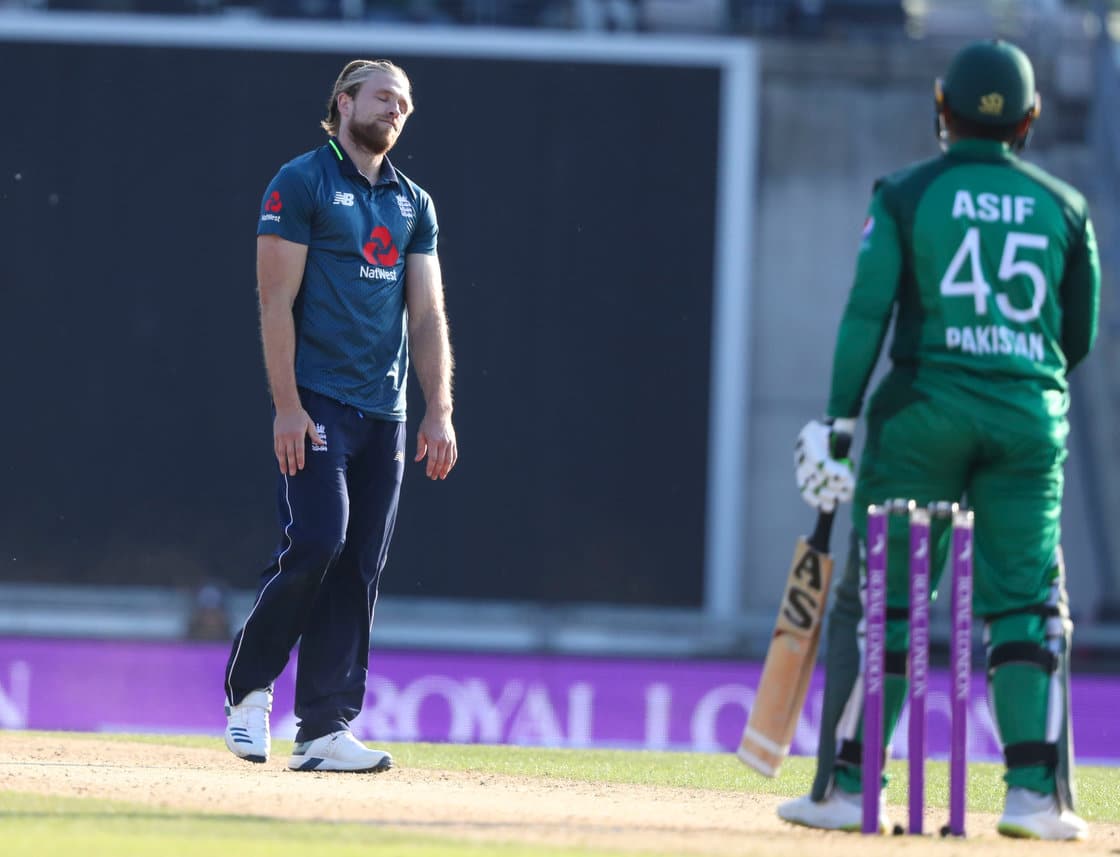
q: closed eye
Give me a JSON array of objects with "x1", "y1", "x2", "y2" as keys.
[{"x1": 374, "y1": 90, "x2": 411, "y2": 114}]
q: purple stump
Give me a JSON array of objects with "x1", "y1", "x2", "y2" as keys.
[
  {"x1": 949, "y1": 509, "x2": 974, "y2": 837},
  {"x1": 862, "y1": 505, "x2": 889, "y2": 834},
  {"x1": 908, "y1": 505, "x2": 931, "y2": 835}
]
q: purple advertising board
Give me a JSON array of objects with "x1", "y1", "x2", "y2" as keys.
[{"x1": 0, "y1": 637, "x2": 1116, "y2": 764}]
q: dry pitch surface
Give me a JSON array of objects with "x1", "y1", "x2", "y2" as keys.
[{"x1": 1, "y1": 734, "x2": 1117, "y2": 856}]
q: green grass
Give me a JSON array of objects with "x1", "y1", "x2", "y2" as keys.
[
  {"x1": 0, "y1": 792, "x2": 641, "y2": 857},
  {"x1": 2, "y1": 731, "x2": 1117, "y2": 856}
]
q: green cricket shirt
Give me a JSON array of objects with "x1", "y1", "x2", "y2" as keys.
[{"x1": 827, "y1": 138, "x2": 1100, "y2": 423}]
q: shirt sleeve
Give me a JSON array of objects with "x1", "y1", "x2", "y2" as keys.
[
  {"x1": 405, "y1": 190, "x2": 438, "y2": 256},
  {"x1": 826, "y1": 188, "x2": 902, "y2": 419},
  {"x1": 1060, "y1": 213, "x2": 1100, "y2": 373},
  {"x1": 256, "y1": 164, "x2": 315, "y2": 245}
]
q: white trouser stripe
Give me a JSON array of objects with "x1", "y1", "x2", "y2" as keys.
[{"x1": 225, "y1": 474, "x2": 296, "y2": 703}]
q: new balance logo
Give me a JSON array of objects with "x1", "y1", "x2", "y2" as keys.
[
  {"x1": 333, "y1": 191, "x2": 355, "y2": 206},
  {"x1": 393, "y1": 451, "x2": 404, "y2": 462}
]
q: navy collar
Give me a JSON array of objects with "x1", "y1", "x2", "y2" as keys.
[{"x1": 326, "y1": 137, "x2": 400, "y2": 187}]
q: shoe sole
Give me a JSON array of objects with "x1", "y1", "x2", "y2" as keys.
[
  {"x1": 999, "y1": 823, "x2": 1039, "y2": 840},
  {"x1": 998, "y1": 822, "x2": 1087, "y2": 842},
  {"x1": 288, "y1": 755, "x2": 393, "y2": 773},
  {"x1": 777, "y1": 816, "x2": 889, "y2": 834},
  {"x1": 225, "y1": 738, "x2": 268, "y2": 764}
]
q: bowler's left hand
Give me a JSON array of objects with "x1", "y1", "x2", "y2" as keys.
[{"x1": 415, "y1": 408, "x2": 457, "y2": 480}]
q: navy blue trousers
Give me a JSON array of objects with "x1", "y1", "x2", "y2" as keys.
[{"x1": 225, "y1": 388, "x2": 405, "y2": 742}]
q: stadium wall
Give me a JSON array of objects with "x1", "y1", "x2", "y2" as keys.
[{"x1": 1, "y1": 13, "x2": 1116, "y2": 657}]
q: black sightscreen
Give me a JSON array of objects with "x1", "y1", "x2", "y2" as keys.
[{"x1": 0, "y1": 40, "x2": 719, "y2": 606}]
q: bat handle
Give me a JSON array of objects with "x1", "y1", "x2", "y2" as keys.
[
  {"x1": 806, "y1": 422, "x2": 852, "y2": 553},
  {"x1": 808, "y1": 509, "x2": 836, "y2": 554}
]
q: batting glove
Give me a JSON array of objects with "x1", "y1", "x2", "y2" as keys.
[{"x1": 794, "y1": 418, "x2": 855, "y2": 513}]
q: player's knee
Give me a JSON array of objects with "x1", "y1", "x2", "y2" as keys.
[
  {"x1": 984, "y1": 582, "x2": 1068, "y2": 665},
  {"x1": 985, "y1": 603, "x2": 1059, "y2": 680},
  {"x1": 282, "y1": 532, "x2": 347, "y2": 586}
]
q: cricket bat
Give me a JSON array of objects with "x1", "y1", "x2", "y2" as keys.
[{"x1": 736, "y1": 507, "x2": 839, "y2": 777}]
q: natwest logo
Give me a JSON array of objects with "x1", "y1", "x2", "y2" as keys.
[
  {"x1": 361, "y1": 266, "x2": 396, "y2": 281},
  {"x1": 362, "y1": 226, "x2": 399, "y2": 267},
  {"x1": 264, "y1": 191, "x2": 283, "y2": 213}
]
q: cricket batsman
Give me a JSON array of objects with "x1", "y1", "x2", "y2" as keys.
[{"x1": 783, "y1": 39, "x2": 1098, "y2": 840}]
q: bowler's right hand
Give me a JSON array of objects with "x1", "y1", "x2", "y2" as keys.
[{"x1": 274, "y1": 408, "x2": 325, "y2": 476}]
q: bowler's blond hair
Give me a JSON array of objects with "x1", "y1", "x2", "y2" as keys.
[{"x1": 321, "y1": 59, "x2": 412, "y2": 136}]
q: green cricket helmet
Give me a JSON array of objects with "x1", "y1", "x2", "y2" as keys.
[{"x1": 935, "y1": 39, "x2": 1041, "y2": 149}]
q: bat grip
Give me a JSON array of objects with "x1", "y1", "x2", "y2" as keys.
[{"x1": 808, "y1": 510, "x2": 836, "y2": 554}]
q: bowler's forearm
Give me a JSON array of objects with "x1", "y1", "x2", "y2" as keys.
[
  {"x1": 409, "y1": 310, "x2": 454, "y2": 413},
  {"x1": 259, "y1": 301, "x2": 302, "y2": 412}
]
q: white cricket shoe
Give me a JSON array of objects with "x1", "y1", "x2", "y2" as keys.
[
  {"x1": 224, "y1": 688, "x2": 272, "y2": 763},
  {"x1": 777, "y1": 789, "x2": 891, "y2": 833},
  {"x1": 998, "y1": 787, "x2": 1089, "y2": 841},
  {"x1": 288, "y1": 730, "x2": 393, "y2": 773}
]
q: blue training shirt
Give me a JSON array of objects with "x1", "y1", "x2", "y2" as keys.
[{"x1": 257, "y1": 137, "x2": 438, "y2": 420}]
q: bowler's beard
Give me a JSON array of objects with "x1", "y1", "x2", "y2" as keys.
[{"x1": 348, "y1": 117, "x2": 396, "y2": 156}]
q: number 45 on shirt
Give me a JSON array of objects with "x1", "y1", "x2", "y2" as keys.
[{"x1": 940, "y1": 227, "x2": 1048, "y2": 324}]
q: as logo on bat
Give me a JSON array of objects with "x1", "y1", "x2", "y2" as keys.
[{"x1": 781, "y1": 551, "x2": 824, "y2": 630}]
